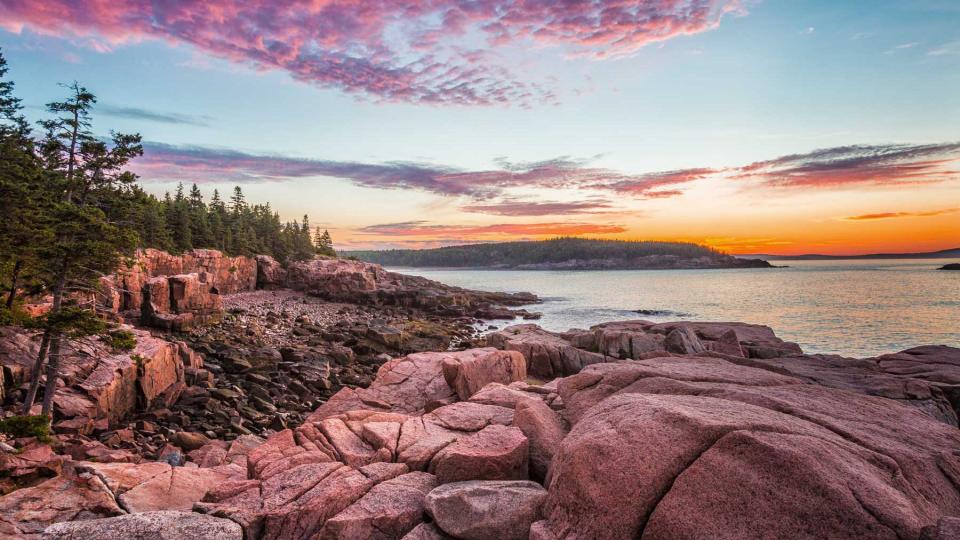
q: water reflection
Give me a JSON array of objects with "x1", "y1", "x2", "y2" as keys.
[{"x1": 394, "y1": 259, "x2": 960, "y2": 357}]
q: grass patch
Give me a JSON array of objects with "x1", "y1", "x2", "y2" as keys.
[{"x1": 0, "y1": 415, "x2": 51, "y2": 442}]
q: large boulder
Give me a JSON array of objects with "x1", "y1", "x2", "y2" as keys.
[
  {"x1": 488, "y1": 321, "x2": 803, "y2": 380},
  {"x1": 513, "y1": 398, "x2": 567, "y2": 482},
  {"x1": 42, "y1": 511, "x2": 243, "y2": 540},
  {"x1": 537, "y1": 356, "x2": 960, "y2": 539},
  {"x1": 441, "y1": 348, "x2": 526, "y2": 400},
  {"x1": 319, "y1": 471, "x2": 438, "y2": 539},
  {"x1": 430, "y1": 424, "x2": 528, "y2": 484},
  {"x1": 425, "y1": 480, "x2": 547, "y2": 540},
  {"x1": 875, "y1": 345, "x2": 960, "y2": 420},
  {"x1": 0, "y1": 469, "x2": 123, "y2": 537},
  {"x1": 487, "y1": 325, "x2": 608, "y2": 379},
  {"x1": 255, "y1": 255, "x2": 286, "y2": 290}
]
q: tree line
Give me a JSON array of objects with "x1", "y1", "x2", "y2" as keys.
[
  {"x1": 349, "y1": 237, "x2": 730, "y2": 268},
  {"x1": 133, "y1": 182, "x2": 335, "y2": 262},
  {"x1": 0, "y1": 49, "x2": 332, "y2": 419}
]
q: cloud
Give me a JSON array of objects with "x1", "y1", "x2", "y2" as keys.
[
  {"x1": 132, "y1": 142, "x2": 698, "y2": 199},
  {"x1": 603, "y1": 167, "x2": 719, "y2": 197},
  {"x1": 733, "y1": 142, "x2": 960, "y2": 188},
  {"x1": 928, "y1": 40, "x2": 960, "y2": 56},
  {"x1": 841, "y1": 208, "x2": 959, "y2": 221},
  {"x1": 356, "y1": 221, "x2": 626, "y2": 237},
  {"x1": 99, "y1": 105, "x2": 213, "y2": 126},
  {"x1": 132, "y1": 140, "x2": 960, "y2": 205},
  {"x1": 0, "y1": 0, "x2": 742, "y2": 106},
  {"x1": 460, "y1": 199, "x2": 615, "y2": 216}
]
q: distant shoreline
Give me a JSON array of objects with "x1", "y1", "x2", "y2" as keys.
[{"x1": 736, "y1": 248, "x2": 960, "y2": 261}]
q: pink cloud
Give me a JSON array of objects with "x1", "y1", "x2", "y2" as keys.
[
  {"x1": 357, "y1": 221, "x2": 626, "y2": 238},
  {"x1": 603, "y1": 167, "x2": 719, "y2": 197},
  {"x1": 460, "y1": 199, "x2": 615, "y2": 216},
  {"x1": 734, "y1": 143, "x2": 960, "y2": 188},
  {"x1": 0, "y1": 0, "x2": 741, "y2": 105}
]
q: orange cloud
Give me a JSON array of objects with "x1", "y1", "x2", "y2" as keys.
[{"x1": 842, "y1": 208, "x2": 959, "y2": 221}]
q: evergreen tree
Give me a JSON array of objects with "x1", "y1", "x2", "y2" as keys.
[
  {"x1": 0, "y1": 49, "x2": 47, "y2": 310},
  {"x1": 22, "y1": 82, "x2": 143, "y2": 416},
  {"x1": 188, "y1": 184, "x2": 211, "y2": 247},
  {"x1": 315, "y1": 227, "x2": 336, "y2": 257},
  {"x1": 168, "y1": 183, "x2": 192, "y2": 252}
]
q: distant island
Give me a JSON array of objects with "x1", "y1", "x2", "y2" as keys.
[
  {"x1": 940, "y1": 263, "x2": 960, "y2": 271},
  {"x1": 347, "y1": 238, "x2": 772, "y2": 270},
  {"x1": 741, "y1": 247, "x2": 960, "y2": 260}
]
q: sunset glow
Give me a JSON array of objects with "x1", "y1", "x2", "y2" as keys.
[{"x1": 1, "y1": 0, "x2": 957, "y2": 255}]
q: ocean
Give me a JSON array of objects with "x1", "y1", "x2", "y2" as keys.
[{"x1": 391, "y1": 259, "x2": 960, "y2": 358}]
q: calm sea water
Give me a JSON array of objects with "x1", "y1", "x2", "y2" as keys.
[{"x1": 391, "y1": 259, "x2": 960, "y2": 358}]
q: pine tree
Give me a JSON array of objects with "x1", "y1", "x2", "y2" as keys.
[
  {"x1": 188, "y1": 184, "x2": 211, "y2": 247},
  {"x1": 230, "y1": 186, "x2": 246, "y2": 215},
  {"x1": 315, "y1": 227, "x2": 336, "y2": 257},
  {"x1": 0, "y1": 48, "x2": 46, "y2": 310},
  {"x1": 169, "y1": 183, "x2": 192, "y2": 252},
  {"x1": 22, "y1": 82, "x2": 143, "y2": 416}
]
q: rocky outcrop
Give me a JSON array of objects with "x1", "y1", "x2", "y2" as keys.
[
  {"x1": 284, "y1": 258, "x2": 538, "y2": 318},
  {"x1": 99, "y1": 249, "x2": 257, "y2": 314},
  {"x1": 487, "y1": 325, "x2": 608, "y2": 379},
  {"x1": 0, "y1": 326, "x2": 204, "y2": 427},
  {"x1": 534, "y1": 356, "x2": 960, "y2": 540},
  {"x1": 307, "y1": 348, "x2": 524, "y2": 421},
  {"x1": 723, "y1": 350, "x2": 960, "y2": 425},
  {"x1": 4, "y1": 320, "x2": 960, "y2": 539},
  {"x1": 0, "y1": 466, "x2": 124, "y2": 537},
  {"x1": 99, "y1": 250, "x2": 537, "y2": 330},
  {"x1": 141, "y1": 273, "x2": 223, "y2": 331},
  {"x1": 487, "y1": 320, "x2": 802, "y2": 379},
  {"x1": 255, "y1": 256, "x2": 286, "y2": 290}
]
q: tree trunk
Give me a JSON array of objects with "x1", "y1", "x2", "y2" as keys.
[
  {"x1": 29, "y1": 259, "x2": 68, "y2": 417},
  {"x1": 20, "y1": 330, "x2": 50, "y2": 415},
  {"x1": 6, "y1": 259, "x2": 22, "y2": 309},
  {"x1": 40, "y1": 335, "x2": 61, "y2": 417}
]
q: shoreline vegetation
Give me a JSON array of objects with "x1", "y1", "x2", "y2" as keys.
[{"x1": 348, "y1": 237, "x2": 773, "y2": 270}]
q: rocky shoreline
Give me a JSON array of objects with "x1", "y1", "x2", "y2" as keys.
[{"x1": 1, "y1": 249, "x2": 959, "y2": 539}]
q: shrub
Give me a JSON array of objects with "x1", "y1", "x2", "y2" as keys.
[
  {"x1": 228, "y1": 265, "x2": 237, "y2": 273},
  {"x1": 0, "y1": 304, "x2": 31, "y2": 326},
  {"x1": 0, "y1": 415, "x2": 51, "y2": 442},
  {"x1": 104, "y1": 329, "x2": 137, "y2": 352}
]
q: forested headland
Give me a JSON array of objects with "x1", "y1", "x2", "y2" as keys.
[
  {"x1": 0, "y1": 49, "x2": 332, "y2": 417},
  {"x1": 348, "y1": 237, "x2": 772, "y2": 269}
]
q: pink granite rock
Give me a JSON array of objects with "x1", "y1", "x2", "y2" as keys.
[
  {"x1": 430, "y1": 424, "x2": 528, "y2": 484},
  {"x1": 513, "y1": 399, "x2": 567, "y2": 482},
  {"x1": 425, "y1": 480, "x2": 547, "y2": 540},
  {"x1": 41, "y1": 510, "x2": 243, "y2": 540},
  {"x1": 487, "y1": 324, "x2": 608, "y2": 379},
  {"x1": 320, "y1": 471, "x2": 438, "y2": 539},
  {"x1": 0, "y1": 469, "x2": 123, "y2": 537},
  {"x1": 539, "y1": 367, "x2": 960, "y2": 539},
  {"x1": 441, "y1": 348, "x2": 526, "y2": 400}
]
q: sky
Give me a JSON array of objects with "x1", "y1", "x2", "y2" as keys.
[{"x1": 0, "y1": 0, "x2": 958, "y2": 255}]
